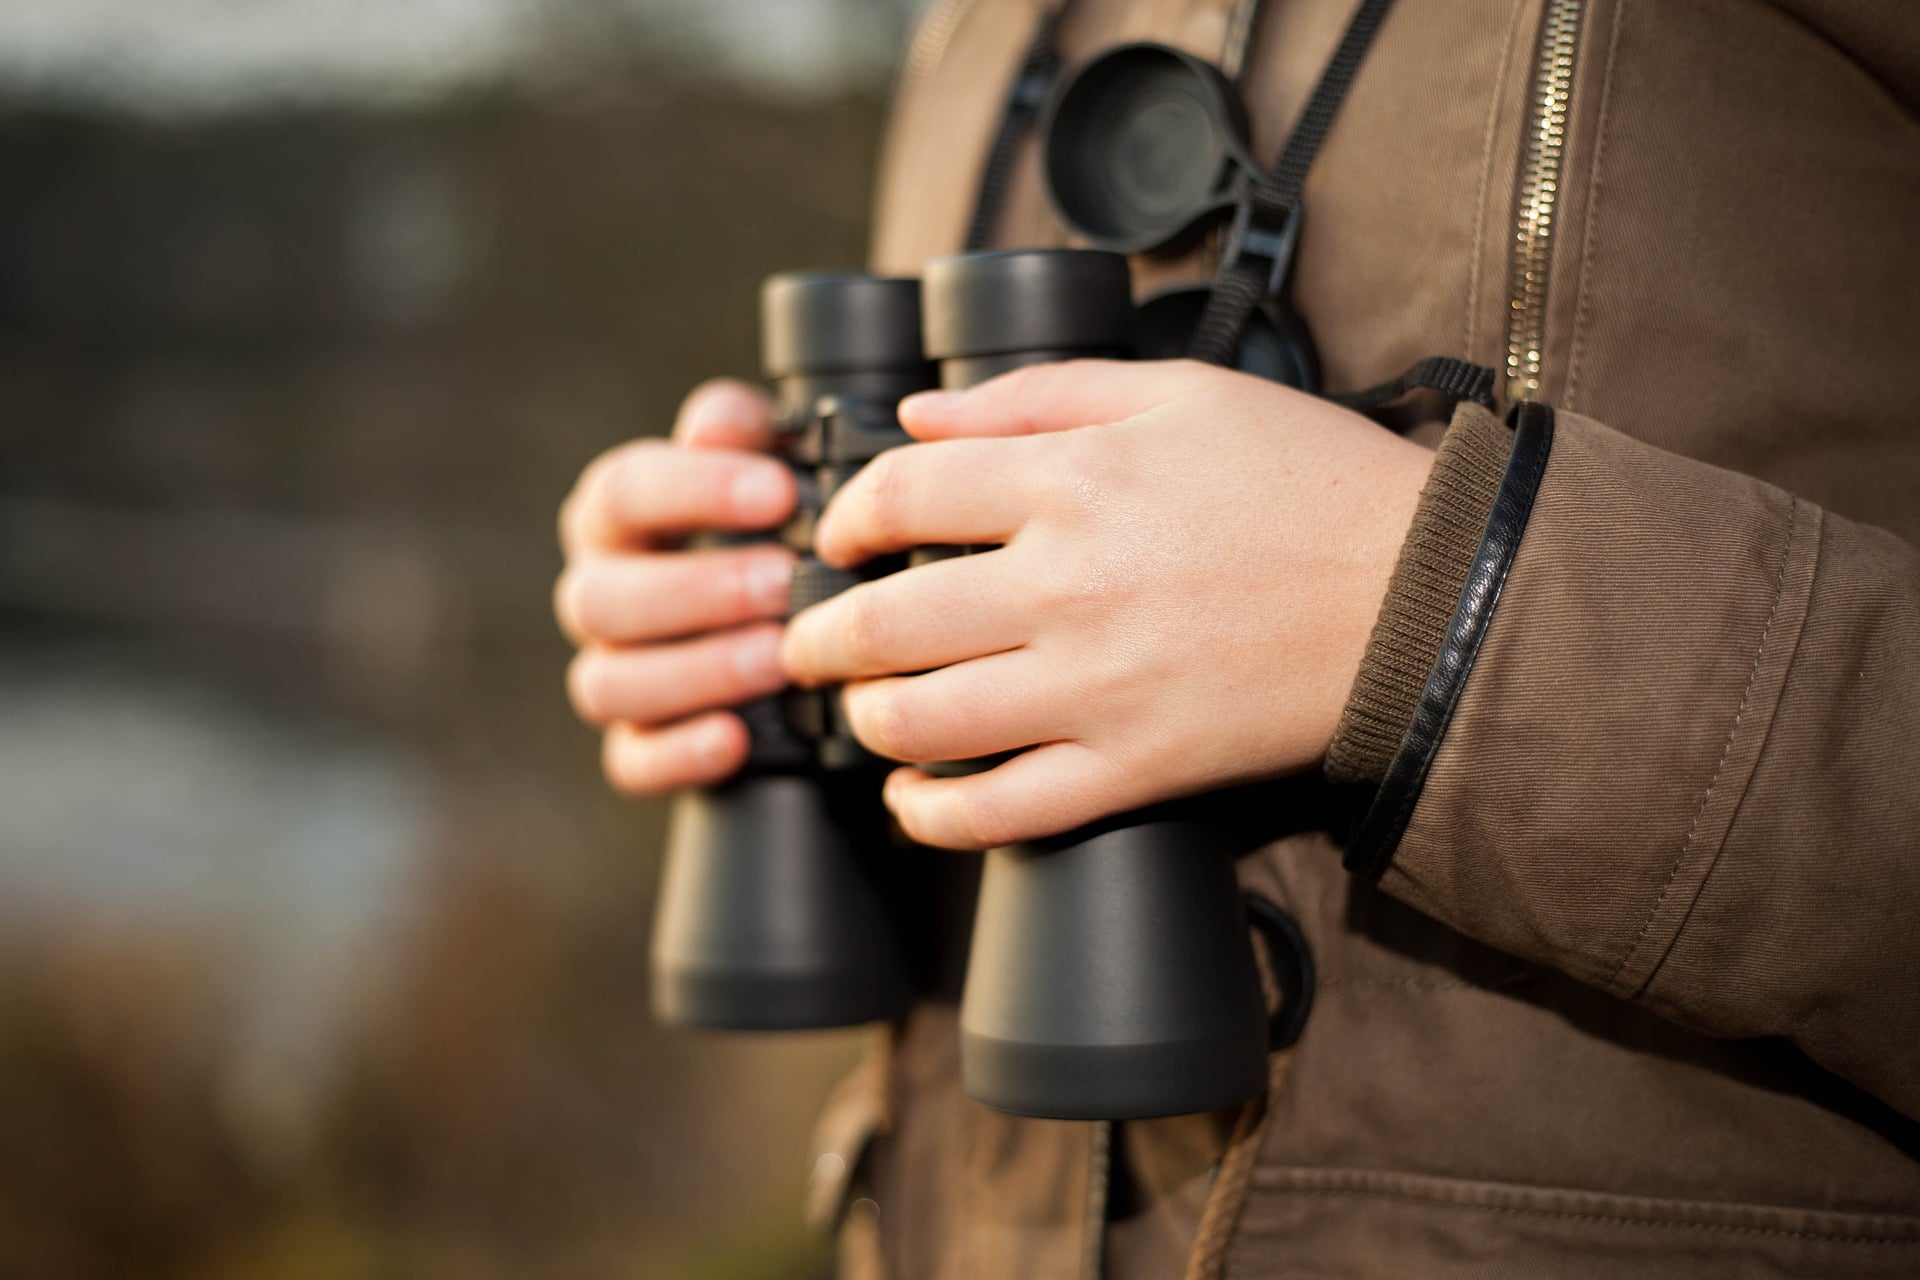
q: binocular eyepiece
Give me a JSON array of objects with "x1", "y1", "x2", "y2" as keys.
[{"x1": 651, "y1": 248, "x2": 1283, "y2": 1121}]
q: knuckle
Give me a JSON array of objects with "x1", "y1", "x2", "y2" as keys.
[
  {"x1": 1041, "y1": 547, "x2": 1123, "y2": 615},
  {"x1": 1065, "y1": 430, "x2": 1129, "y2": 496},
  {"x1": 709, "y1": 553, "x2": 753, "y2": 620},
  {"x1": 841, "y1": 589, "x2": 893, "y2": 668},
  {"x1": 601, "y1": 729, "x2": 657, "y2": 794},
  {"x1": 1044, "y1": 437, "x2": 1125, "y2": 532},
  {"x1": 858, "y1": 450, "x2": 911, "y2": 543},
  {"x1": 695, "y1": 633, "x2": 751, "y2": 701},
  {"x1": 1002, "y1": 360, "x2": 1063, "y2": 406},
  {"x1": 952, "y1": 785, "x2": 1017, "y2": 850},
  {"x1": 939, "y1": 681, "x2": 989, "y2": 744},
  {"x1": 599, "y1": 440, "x2": 672, "y2": 522},
  {"x1": 553, "y1": 566, "x2": 593, "y2": 638},
  {"x1": 855, "y1": 685, "x2": 922, "y2": 761},
  {"x1": 567, "y1": 652, "x2": 610, "y2": 724},
  {"x1": 1079, "y1": 645, "x2": 1138, "y2": 704}
]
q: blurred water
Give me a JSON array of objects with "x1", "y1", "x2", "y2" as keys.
[
  {"x1": 0, "y1": 4, "x2": 884, "y2": 1267},
  {"x1": 0, "y1": 651, "x2": 432, "y2": 1074}
]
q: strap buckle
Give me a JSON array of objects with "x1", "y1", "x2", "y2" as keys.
[
  {"x1": 1010, "y1": 59, "x2": 1058, "y2": 113},
  {"x1": 1219, "y1": 190, "x2": 1301, "y2": 301}
]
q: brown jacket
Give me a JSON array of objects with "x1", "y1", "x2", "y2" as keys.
[{"x1": 809, "y1": 0, "x2": 1920, "y2": 1275}]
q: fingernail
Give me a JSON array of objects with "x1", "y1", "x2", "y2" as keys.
[
  {"x1": 730, "y1": 627, "x2": 784, "y2": 684},
  {"x1": 730, "y1": 465, "x2": 789, "y2": 520},
  {"x1": 744, "y1": 555, "x2": 792, "y2": 613},
  {"x1": 900, "y1": 389, "x2": 963, "y2": 420}
]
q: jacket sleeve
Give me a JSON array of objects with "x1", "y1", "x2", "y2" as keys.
[{"x1": 1326, "y1": 399, "x2": 1920, "y2": 1119}]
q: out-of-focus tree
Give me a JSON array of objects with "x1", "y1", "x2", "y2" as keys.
[{"x1": 0, "y1": 2, "x2": 917, "y2": 1275}]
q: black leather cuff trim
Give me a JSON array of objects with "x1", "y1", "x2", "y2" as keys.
[{"x1": 1342, "y1": 402, "x2": 1555, "y2": 881}]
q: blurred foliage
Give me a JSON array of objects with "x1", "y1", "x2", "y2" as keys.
[{"x1": 0, "y1": 48, "x2": 891, "y2": 1280}]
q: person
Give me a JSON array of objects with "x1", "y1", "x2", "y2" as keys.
[{"x1": 553, "y1": 0, "x2": 1920, "y2": 1274}]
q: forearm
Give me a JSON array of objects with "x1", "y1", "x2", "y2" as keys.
[{"x1": 1332, "y1": 402, "x2": 1920, "y2": 1116}]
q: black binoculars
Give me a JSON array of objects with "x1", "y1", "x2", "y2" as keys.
[
  {"x1": 650, "y1": 274, "x2": 930, "y2": 1032},
  {"x1": 651, "y1": 248, "x2": 1289, "y2": 1121}
]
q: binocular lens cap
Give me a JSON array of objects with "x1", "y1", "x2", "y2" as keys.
[
  {"x1": 922, "y1": 248, "x2": 1134, "y2": 362},
  {"x1": 762, "y1": 273, "x2": 926, "y2": 378},
  {"x1": 1045, "y1": 44, "x2": 1246, "y2": 254}
]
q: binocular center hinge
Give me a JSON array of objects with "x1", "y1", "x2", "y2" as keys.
[{"x1": 798, "y1": 395, "x2": 912, "y2": 466}]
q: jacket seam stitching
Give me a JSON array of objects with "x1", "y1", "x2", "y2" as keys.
[
  {"x1": 1604, "y1": 496, "x2": 1802, "y2": 993},
  {"x1": 1561, "y1": 0, "x2": 1626, "y2": 414},
  {"x1": 1634, "y1": 504, "x2": 1827, "y2": 1000},
  {"x1": 1253, "y1": 1183, "x2": 1920, "y2": 1245},
  {"x1": 1317, "y1": 973, "x2": 1530, "y2": 993},
  {"x1": 1463, "y1": 0, "x2": 1530, "y2": 362}
]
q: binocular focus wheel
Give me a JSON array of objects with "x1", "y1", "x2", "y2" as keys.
[
  {"x1": 1243, "y1": 891, "x2": 1315, "y2": 1050},
  {"x1": 789, "y1": 558, "x2": 862, "y2": 614}
]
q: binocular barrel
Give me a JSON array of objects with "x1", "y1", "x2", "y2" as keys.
[
  {"x1": 926, "y1": 249, "x2": 1274, "y2": 1121},
  {"x1": 650, "y1": 251, "x2": 1275, "y2": 1120},
  {"x1": 649, "y1": 273, "x2": 932, "y2": 1031},
  {"x1": 922, "y1": 248, "x2": 1133, "y2": 386}
]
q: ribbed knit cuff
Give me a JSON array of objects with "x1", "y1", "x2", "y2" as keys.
[{"x1": 1325, "y1": 401, "x2": 1513, "y2": 785}]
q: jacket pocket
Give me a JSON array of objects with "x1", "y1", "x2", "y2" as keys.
[{"x1": 1230, "y1": 1166, "x2": 1920, "y2": 1279}]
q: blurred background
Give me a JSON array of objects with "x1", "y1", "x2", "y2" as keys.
[{"x1": 0, "y1": 1, "x2": 924, "y2": 1275}]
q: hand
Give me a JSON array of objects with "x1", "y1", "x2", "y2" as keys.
[
  {"x1": 781, "y1": 359, "x2": 1436, "y2": 850},
  {"x1": 555, "y1": 379, "x2": 797, "y2": 793}
]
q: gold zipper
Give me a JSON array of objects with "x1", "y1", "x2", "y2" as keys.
[{"x1": 1504, "y1": 0, "x2": 1586, "y2": 402}]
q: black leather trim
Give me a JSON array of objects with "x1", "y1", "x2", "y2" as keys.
[{"x1": 1342, "y1": 401, "x2": 1556, "y2": 880}]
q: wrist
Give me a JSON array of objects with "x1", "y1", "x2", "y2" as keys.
[{"x1": 1324, "y1": 401, "x2": 1514, "y2": 784}]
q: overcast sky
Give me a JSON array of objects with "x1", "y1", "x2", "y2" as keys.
[{"x1": 0, "y1": 0, "x2": 923, "y2": 112}]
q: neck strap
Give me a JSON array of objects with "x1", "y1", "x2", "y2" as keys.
[{"x1": 1191, "y1": 0, "x2": 1397, "y2": 365}]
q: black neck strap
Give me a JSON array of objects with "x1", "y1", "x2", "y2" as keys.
[
  {"x1": 1191, "y1": 0, "x2": 1396, "y2": 366},
  {"x1": 1332, "y1": 356, "x2": 1499, "y2": 414},
  {"x1": 963, "y1": 3, "x2": 1072, "y2": 252}
]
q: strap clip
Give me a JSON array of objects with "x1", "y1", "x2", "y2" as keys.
[
  {"x1": 1010, "y1": 60, "x2": 1058, "y2": 113},
  {"x1": 1220, "y1": 188, "x2": 1300, "y2": 301}
]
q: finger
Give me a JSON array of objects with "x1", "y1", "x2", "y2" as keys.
[
  {"x1": 840, "y1": 651, "x2": 1067, "y2": 764},
  {"x1": 898, "y1": 358, "x2": 1211, "y2": 440},
  {"x1": 672, "y1": 378, "x2": 781, "y2": 450},
  {"x1": 568, "y1": 624, "x2": 785, "y2": 728},
  {"x1": 880, "y1": 742, "x2": 1131, "y2": 850},
  {"x1": 555, "y1": 547, "x2": 793, "y2": 645},
  {"x1": 783, "y1": 549, "x2": 1029, "y2": 685},
  {"x1": 812, "y1": 438, "x2": 1045, "y2": 566},
  {"x1": 602, "y1": 712, "x2": 750, "y2": 794},
  {"x1": 561, "y1": 439, "x2": 795, "y2": 553}
]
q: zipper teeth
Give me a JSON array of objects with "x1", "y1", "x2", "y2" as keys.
[{"x1": 1504, "y1": 0, "x2": 1584, "y2": 402}]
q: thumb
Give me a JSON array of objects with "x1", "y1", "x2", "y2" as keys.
[{"x1": 898, "y1": 358, "x2": 1210, "y2": 441}]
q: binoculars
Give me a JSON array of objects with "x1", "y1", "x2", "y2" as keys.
[{"x1": 651, "y1": 248, "x2": 1286, "y2": 1121}]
